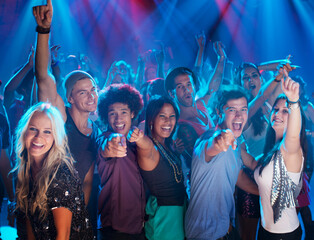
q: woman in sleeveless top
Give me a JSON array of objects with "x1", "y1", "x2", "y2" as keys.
[
  {"x1": 128, "y1": 96, "x2": 186, "y2": 240},
  {"x1": 254, "y1": 70, "x2": 307, "y2": 239},
  {"x1": 12, "y1": 103, "x2": 93, "y2": 240}
]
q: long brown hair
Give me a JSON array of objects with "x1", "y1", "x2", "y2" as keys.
[{"x1": 257, "y1": 95, "x2": 308, "y2": 174}]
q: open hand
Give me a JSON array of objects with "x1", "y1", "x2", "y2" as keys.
[
  {"x1": 213, "y1": 41, "x2": 226, "y2": 59},
  {"x1": 195, "y1": 31, "x2": 206, "y2": 48},
  {"x1": 154, "y1": 49, "x2": 165, "y2": 64}
]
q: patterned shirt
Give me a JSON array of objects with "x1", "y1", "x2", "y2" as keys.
[{"x1": 28, "y1": 163, "x2": 93, "y2": 240}]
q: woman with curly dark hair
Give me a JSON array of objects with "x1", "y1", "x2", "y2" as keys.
[{"x1": 96, "y1": 84, "x2": 146, "y2": 240}]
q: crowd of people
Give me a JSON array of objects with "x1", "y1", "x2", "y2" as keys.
[{"x1": 0, "y1": 0, "x2": 314, "y2": 239}]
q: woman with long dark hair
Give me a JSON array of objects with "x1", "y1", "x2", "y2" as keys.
[
  {"x1": 128, "y1": 96, "x2": 186, "y2": 240},
  {"x1": 254, "y1": 70, "x2": 306, "y2": 239},
  {"x1": 236, "y1": 62, "x2": 293, "y2": 240}
]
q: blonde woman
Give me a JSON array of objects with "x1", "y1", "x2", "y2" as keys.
[{"x1": 13, "y1": 103, "x2": 93, "y2": 239}]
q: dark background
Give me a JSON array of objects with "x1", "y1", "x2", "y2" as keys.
[{"x1": 0, "y1": 0, "x2": 313, "y2": 94}]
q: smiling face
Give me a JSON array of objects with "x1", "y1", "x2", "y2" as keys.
[
  {"x1": 220, "y1": 97, "x2": 248, "y2": 138},
  {"x1": 172, "y1": 74, "x2": 195, "y2": 107},
  {"x1": 270, "y1": 98, "x2": 289, "y2": 139},
  {"x1": 25, "y1": 112, "x2": 54, "y2": 163},
  {"x1": 152, "y1": 103, "x2": 177, "y2": 143},
  {"x1": 241, "y1": 67, "x2": 262, "y2": 98},
  {"x1": 69, "y1": 78, "x2": 98, "y2": 113},
  {"x1": 108, "y1": 102, "x2": 134, "y2": 136}
]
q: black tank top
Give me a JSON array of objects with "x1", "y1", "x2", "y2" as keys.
[
  {"x1": 65, "y1": 108, "x2": 100, "y2": 184},
  {"x1": 140, "y1": 144, "x2": 186, "y2": 206}
]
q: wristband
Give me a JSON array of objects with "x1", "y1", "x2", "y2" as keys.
[
  {"x1": 36, "y1": 25, "x2": 50, "y2": 34},
  {"x1": 286, "y1": 100, "x2": 300, "y2": 110},
  {"x1": 274, "y1": 78, "x2": 281, "y2": 82},
  {"x1": 287, "y1": 99, "x2": 299, "y2": 104}
]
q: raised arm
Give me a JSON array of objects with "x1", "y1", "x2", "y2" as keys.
[
  {"x1": 200, "y1": 41, "x2": 226, "y2": 105},
  {"x1": 280, "y1": 70, "x2": 303, "y2": 172},
  {"x1": 50, "y1": 45, "x2": 62, "y2": 85},
  {"x1": 248, "y1": 63, "x2": 294, "y2": 119},
  {"x1": 3, "y1": 48, "x2": 34, "y2": 109},
  {"x1": 194, "y1": 31, "x2": 206, "y2": 69},
  {"x1": 155, "y1": 47, "x2": 165, "y2": 79},
  {"x1": 33, "y1": 0, "x2": 66, "y2": 118},
  {"x1": 102, "y1": 61, "x2": 117, "y2": 89},
  {"x1": 134, "y1": 55, "x2": 145, "y2": 90},
  {"x1": 257, "y1": 58, "x2": 291, "y2": 72},
  {"x1": 127, "y1": 128, "x2": 159, "y2": 171}
]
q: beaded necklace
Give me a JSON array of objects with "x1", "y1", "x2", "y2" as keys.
[{"x1": 152, "y1": 138, "x2": 183, "y2": 183}]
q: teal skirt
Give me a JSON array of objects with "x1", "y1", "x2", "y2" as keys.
[{"x1": 145, "y1": 195, "x2": 186, "y2": 240}]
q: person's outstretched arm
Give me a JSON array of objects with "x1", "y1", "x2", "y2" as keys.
[
  {"x1": 280, "y1": 70, "x2": 303, "y2": 173},
  {"x1": 3, "y1": 48, "x2": 34, "y2": 109},
  {"x1": 248, "y1": 63, "x2": 295, "y2": 119},
  {"x1": 33, "y1": 0, "x2": 66, "y2": 119},
  {"x1": 204, "y1": 129, "x2": 237, "y2": 162},
  {"x1": 134, "y1": 55, "x2": 145, "y2": 90},
  {"x1": 128, "y1": 127, "x2": 159, "y2": 171},
  {"x1": 200, "y1": 41, "x2": 226, "y2": 105},
  {"x1": 194, "y1": 31, "x2": 206, "y2": 70},
  {"x1": 155, "y1": 46, "x2": 165, "y2": 79}
]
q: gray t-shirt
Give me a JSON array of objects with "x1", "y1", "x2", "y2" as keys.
[{"x1": 185, "y1": 130, "x2": 243, "y2": 240}]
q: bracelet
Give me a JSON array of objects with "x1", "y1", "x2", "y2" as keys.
[
  {"x1": 36, "y1": 25, "x2": 51, "y2": 34},
  {"x1": 287, "y1": 100, "x2": 300, "y2": 110},
  {"x1": 274, "y1": 78, "x2": 281, "y2": 82},
  {"x1": 287, "y1": 99, "x2": 299, "y2": 104}
]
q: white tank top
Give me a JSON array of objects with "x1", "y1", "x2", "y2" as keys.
[{"x1": 254, "y1": 159, "x2": 302, "y2": 233}]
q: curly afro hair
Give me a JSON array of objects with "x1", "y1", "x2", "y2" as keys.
[{"x1": 98, "y1": 84, "x2": 144, "y2": 125}]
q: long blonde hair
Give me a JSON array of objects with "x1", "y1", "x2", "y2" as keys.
[{"x1": 12, "y1": 103, "x2": 75, "y2": 220}]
